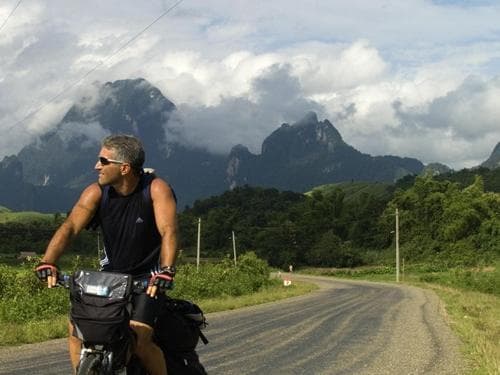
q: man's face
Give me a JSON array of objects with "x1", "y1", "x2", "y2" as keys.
[{"x1": 94, "y1": 147, "x2": 125, "y2": 186}]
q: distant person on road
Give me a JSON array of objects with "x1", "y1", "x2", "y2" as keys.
[
  {"x1": 35, "y1": 134, "x2": 178, "y2": 375},
  {"x1": 289, "y1": 264, "x2": 293, "y2": 273}
]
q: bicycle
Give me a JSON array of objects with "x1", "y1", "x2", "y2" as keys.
[{"x1": 56, "y1": 269, "x2": 207, "y2": 375}]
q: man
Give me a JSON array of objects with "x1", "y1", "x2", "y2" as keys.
[{"x1": 35, "y1": 134, "x2": 177, "y2": 375}]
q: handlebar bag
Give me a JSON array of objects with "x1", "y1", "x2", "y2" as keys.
[{"x1": 70, "y1": 270, "x2": 133, "y2": 344}]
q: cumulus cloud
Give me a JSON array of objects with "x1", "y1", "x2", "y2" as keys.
[
  {"x1": 1, "y1": 0, "x2": 500, "y2": 171},
  {"x1": 331, "y1": 74, "x2": 500, "y2": 168},
  {"x1": 167, "y1": 64, "x2": 324, "y2": 154},
  {"x1": 385, "y1": 75, "x2": 500, "y2": 167},
  {"x1": 291, "y1": 40, "x2": 388, "y2": 96}
]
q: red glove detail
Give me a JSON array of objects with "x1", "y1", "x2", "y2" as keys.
[
  {"x1": 35, "y1": 262, "x2": 59, "y2": 282},
  {"x1": 149, "y1": 268, "x2": 175, "y2": 291}
]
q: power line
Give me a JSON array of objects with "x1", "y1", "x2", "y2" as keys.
[
  {"x1": 0, "y1": 0, "x2": 22, "y2": 33},
  {"x1": 6, "y1": 0, "x2": 184, "y2": 132}
]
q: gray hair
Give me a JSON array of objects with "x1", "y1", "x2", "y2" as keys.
[{"x1": 102, "y1": 134, "x2": 145, "y2": 174}]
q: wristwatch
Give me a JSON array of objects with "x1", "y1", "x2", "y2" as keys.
[{"x1": 160, "y1": 265, "x2": 176, "y2": 275}]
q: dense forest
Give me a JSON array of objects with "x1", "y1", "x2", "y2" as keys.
[
  {"x1": 0, "y1": 212, "x2": 98, "y2": 257},
  {"x1": 1, "y1": 168, "x2": 499, "y2": 269},
  {"x1": 177, "y1": 168, "x2": 500, "y2": 268}
]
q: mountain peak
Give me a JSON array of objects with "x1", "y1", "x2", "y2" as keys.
[
  {"x1": 294, "y1": 111, "x2": 343, "y2": 143},
  {"x1": 63, "y1": 78, "x2": 175, "y2": 128},
  {"x1": 481, "y1": 142, "x2": 500, "y2": 169},
  {"x1": 61, "y1": 78, "x2": 176, "y2": 156},
  {"x1": 261, "y1": 112, "x2": 344, "y2": 158},
  {"x1": 15, "y1": 78, "x2": 177, "y2": 189}
]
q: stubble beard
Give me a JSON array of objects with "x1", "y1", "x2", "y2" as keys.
[{"x1": 98, "y1": 172, "x2": 119, "y2": 186}]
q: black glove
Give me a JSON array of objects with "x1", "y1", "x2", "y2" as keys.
[
  {"x1": 150, "y1": 266, "x2": 175, "y2": 292},
  {"x1": 35, "y1": 262, "x2": 59, "y2": 282}
]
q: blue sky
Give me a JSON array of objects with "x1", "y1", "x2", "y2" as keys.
[{"x1": 1, "y1": 0, "x2": 500, "y2": 169}]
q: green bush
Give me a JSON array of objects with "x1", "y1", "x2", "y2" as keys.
[
  {"x1": 0, "y1": 252, "x2": 273, "y2": 325},
  {"x1": 0, "y1": 265, "x2": 69, "y2": 323},
  {"x1": 415, "y1": 262, "x2": 500, "y2": 296},
  {"x1": 171, "y1": 252, "x2": 272, "y2": 300},
  {"x1": 448, "y1": 266, "x2": 500, "y2": 295}
]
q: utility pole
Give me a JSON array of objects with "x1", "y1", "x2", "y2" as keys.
[
  {"x1": 197, "y1": 218, "x2": 201, "y2": 271},
  {"x1": 395, "y1": 207, "x2": 400, "y2": 282},
  {"x1": 232, "y1": 230, "x2": 237, "y2": 267}
]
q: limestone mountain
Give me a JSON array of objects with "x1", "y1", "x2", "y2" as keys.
[
  {"x1": 226, "y1": 112, "x2": 424, "y2": 191},
  {"x1": 18, "y1": 78, "x2": 176, "y2": 188},
  {"x1": 0, "y1": 79, "x2": 426, "y2": 212},
  {"x1": 1, "y1": 78, "x2": 226, "y2": 211},
  {"x1": 481, "y1": 142, "x2": 500, "y2": 169}
]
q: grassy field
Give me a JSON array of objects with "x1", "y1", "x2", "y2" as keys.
[
  {"x1": 306, "y1": 181, "x2": 392, "y2": 203},
  {"x1": 0, "y1": 208, "x2": 56, "y2": 224},
  {"x1": 301, "y1": 265, "x2": 500, "y2": 375}
]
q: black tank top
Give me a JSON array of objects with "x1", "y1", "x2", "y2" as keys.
[{"x1": 96, "y1": 174, "x2": 161, "y2": 276}]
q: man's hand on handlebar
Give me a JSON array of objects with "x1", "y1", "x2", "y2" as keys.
[
  {"x1": 147, "y1": 266, "x2": 175, "y2": 297},
  {"x1": 35, "y1": 261, "x2": 59, "y2": 288}
]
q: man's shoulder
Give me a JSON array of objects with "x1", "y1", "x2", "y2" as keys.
[
  {"x1": 149, "y1": 177, "x2": 177, "y2": 203},
  {"x1": 82, "y1": 183, "x2": 103, "y2": 200},
  {"x1": 73, "y1": 183, "x2": 102, "y2": 218},
  {"x1": 149, "y1": 176, "x2": 171, "y2": 189}
]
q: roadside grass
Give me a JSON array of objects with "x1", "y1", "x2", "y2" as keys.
[
  {"x1": 301, "y1": 265, "x2": 500, "y2": 375},
  {"x1": 0, "y1": 315, "x2": 69, "y2": 346},
  {"x1": 425, "y1": 284, "x2": 499, "y2": 375}
]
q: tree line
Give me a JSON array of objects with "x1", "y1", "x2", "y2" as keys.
[
  {"x1": 178, "y1": 170, "x2": 499, "y2": 269},
  {"x1": 1, "y1": 168, "x2": 499, "y2": 269},
  {"x1": 0, "y1": 215, "x2": 97, "y2": 256}
]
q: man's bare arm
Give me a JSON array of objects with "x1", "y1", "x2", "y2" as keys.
[
  {"x1": 42, "y1": 183, "x2": 102, "y2": 265},
  {"x1": 151, "y1": 178, "x2": 178, "y2": 269}
]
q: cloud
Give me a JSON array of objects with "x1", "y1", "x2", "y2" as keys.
[
  {"x1": 424, "y1": 76, "x2": 500, "y2": 138},
  {"x1": 57, "y1": 121, "x2": 109, "y2": 148},
  {"x1": 1, "y1": 0, "x2": 500, "y2": 171},
  {"x1": 167, "y1": 64, "x2": 323, "y2": 154},
  {"x1": 290, "y1": 40, "x2": 388, "y2": 96},
  {"x1": 332, "y1": 74, "x2": 500, "y2": 168}
]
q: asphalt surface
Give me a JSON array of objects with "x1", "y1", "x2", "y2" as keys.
[{"x1": 0, "y1": 275, "x2": 465, "y2": 374}]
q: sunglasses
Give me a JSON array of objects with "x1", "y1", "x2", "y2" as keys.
[{"x1": 98, "y1": 156, "x2": 125, "y2": 165}]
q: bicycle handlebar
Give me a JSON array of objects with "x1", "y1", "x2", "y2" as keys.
[
  {"x1": 55, "y1": 273, "x2": 71, "y2": 288},
  {"x1": 52, "y1": 271, "x2": 151, "y2": 293}
]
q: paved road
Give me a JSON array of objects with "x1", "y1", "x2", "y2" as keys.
[{"x1": 0, "y1": 275, "x2": 465, "y2": 374}]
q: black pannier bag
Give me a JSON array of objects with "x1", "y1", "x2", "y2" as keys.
[
  {"x1": 70, "y1": 270, "x2": 133, "y2": 344},
  {"x1": 155, "y1": 298, "x2": 209, "y2": 375},
  {"x1": 155, "y1": 298, "x2": 208, "y2": 351}
]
